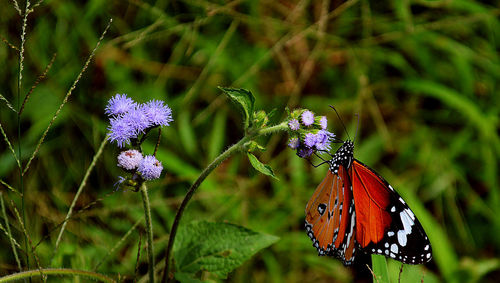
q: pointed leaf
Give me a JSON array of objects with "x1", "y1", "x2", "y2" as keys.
[
  {"x1": 174, "y1": 221, "x2": 279, "y2": 279},
  {"x1": 247, "y1": 153, "x2": 278, "y2": 180},
  {"x1": 219, "y1": 87, "x2": 255, "y2": 129}
]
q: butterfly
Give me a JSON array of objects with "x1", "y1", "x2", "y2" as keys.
[{"x1": 305, "y1": 138, "x2": 432, "y2": 265}]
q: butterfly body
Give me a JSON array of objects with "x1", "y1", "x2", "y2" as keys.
[{"x1": 305, "y1": 140, "x2": 432, "y2": 266}]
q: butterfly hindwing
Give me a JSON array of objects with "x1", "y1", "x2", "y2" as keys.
[{"x1": 351, "y1": 159, "x2": 432, "y2": 264}]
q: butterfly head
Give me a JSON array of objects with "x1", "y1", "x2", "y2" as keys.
[{"x1": 328, "y1": 140, "x2": 354, "y2": 174}]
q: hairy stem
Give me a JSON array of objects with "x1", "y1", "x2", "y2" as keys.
[
  {"x1": 0, "y1": 268, "x2": 115, "y2": 283},
  {"x1": 160, "y1": 122, "x2": 288, "y2": 282},
  {"x1": 140, "y1": 183, "x2": 155, "y2": 283}
]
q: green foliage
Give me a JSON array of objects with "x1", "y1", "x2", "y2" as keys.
[
  {"x1": 247, "y1": 153, "x2": 278, "y2": 180},
  {"x1": 174, "y1": 221, "x2": 279, "y2": 280},
  {"x1": 0, "y1": 0, "x2": 499, "y2": 282},
  {"x1": 372, "y1": 255, "x2": 389, "y2": 283},
  {"x1": 218, "y1": 87, "x2": 255, "y2": 130}
]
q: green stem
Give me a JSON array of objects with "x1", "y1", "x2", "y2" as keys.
[
  {"x1": 160, "y1": 122, "x2": 288, "y2": 283},
  {"x1": 18, "y1": 0, "x2": 29, "y2": 273},
  {"x1": 140, "y1": 183, "x2": 155, "y2": 283},
  {"x1": 0, "y1": 268, "x2": 115, "y2": 283}
]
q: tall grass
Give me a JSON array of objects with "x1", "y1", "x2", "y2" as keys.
[{"x1": 0, "y1": 0, "x2": 499, "y2": 282}]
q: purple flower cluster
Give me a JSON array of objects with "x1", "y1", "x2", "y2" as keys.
[
  {"x1": 287, "y1": 109, "x2": 335, "y2": 158},
  {"x1": 105, "y1": 94, "x2": 173, "y2": 147},
  {"x1": 105, "y1": 94, "x2": 171, "y2": 184},
  {"x1": 117, "y1": 149, "x2": 143, "y2": 170},
  {"x1": 116, "y1": 150, "x2": 163, "y2": 181},
  {"x1": 137, "y1": 155, "x2": 163, "y2": 180}
]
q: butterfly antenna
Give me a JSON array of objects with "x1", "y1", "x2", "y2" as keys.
[
  {"x1": 354, "y1": 113, "x2": 360, "y2": 144},
  {"x1": 329, "y1": 105, "x2": 351, "y2": 141}
]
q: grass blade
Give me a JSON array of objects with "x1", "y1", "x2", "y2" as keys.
[
  {"x1": 0, "y1": 192, "x2": 22, "y2": 272},
  {"x1": 22, "y1": 19, "x2": 112, "y2": 176}
]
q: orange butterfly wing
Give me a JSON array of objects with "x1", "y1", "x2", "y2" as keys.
[
  {"x1": 350, "y1": 159, "x2": 432, "y2": 264},
  {"x1": 305, "y1": 165, "x2": 357, "y2": 265}
]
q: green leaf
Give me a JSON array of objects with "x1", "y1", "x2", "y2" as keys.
[
  {"x1": 174, "y1": 272, "x2": 208, "y2": 283},
  {"x1": 219, "y1": 87, "x2": 255, "y2": 129},
  {"x1": 247, "y1": 153, "x2": 278, "y2": 180},
  {"x1": 174, "y1": 221, "x2": 279, "y2": 279},
  {"x1": 371, "y1": 254, "x2": 390, "y2": 283}
]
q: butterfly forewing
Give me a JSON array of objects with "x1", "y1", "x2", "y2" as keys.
[{"x1": 305, "y1": 165, "x2": 357, "y2": 265}]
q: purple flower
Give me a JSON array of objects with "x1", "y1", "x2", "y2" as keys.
[
  {"x1": 137, "y1": 155, "x2": 163, "y2": 180},
  {"x1": 297, "y1": 147, "x2": 314, "y2": 158},
  {"x1": 288, "y1": 119, "x2": 300, "y2": 131},
  {"x1": 108, "y1": 116, "x2": 136, "y2": 147},
  {"x1": 144, "y1": 100, "x2": 173, "y2": 127},
  {"x1": 288, "y1": 137, "x2": 300, "y2": 149},
  {"x1": 105, "y1": 94, "x2": 136, "y2": 117},
  {"x1": 304, "y1": 133, "x2": 317, "y2": 148},
  {"x1": 122, "y1": 105, "x2": 152, "y2": 134},
  {"x1": 319, "y1": 116, "x2": 328, "y2": 130},
  {"x1": 315, "y1": 130, "x2": 334, "y2": 151},
  {"x1": 117, "y1": 149, "x2": 143, "y2": 170},
  {"x1": 301, "y1": 110, "x2": 315, "y2": 126}
]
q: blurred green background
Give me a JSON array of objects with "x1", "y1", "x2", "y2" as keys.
[{"x1": 1, "y1": 0, "x2": 499, "y2": 282}]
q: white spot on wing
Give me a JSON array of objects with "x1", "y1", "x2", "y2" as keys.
[
  {"x1": 397, "y1": 230, "x2": 408, "y2": 247},
  {"x1": 390, "y1": 243, "x2": 398, "y2": 254},
  {"x1": 400, "y1": 210, "x2": 414, "y2": 234}
]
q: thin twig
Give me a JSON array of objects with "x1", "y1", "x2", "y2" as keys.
[
  {"x1": 0, "y1": 217, "x2": 23, "y2": 249},
  {"x1": 1, "y1": 192, "x2": 22, "y2": 271},
  {"x1": 11, "y1": 200, "x2": 46, "y2": 282},
  {"x1": 52, "y1": 136, "x2": 108, "y2": 258},
  {"x1": 18, "y1": 53, "x2": 57, "y2": 116},
  {"x1": 0, "y1": 93, "x2": 18, "y2": 113},
  {"x1": 17, "y1": 0, "x2": 30, "y2": 272},
  {"x1": 399, "y1": 263, "x2": 404, "y2": 283},
  {"x1": 366, "y1": 264, "x2": 380, "y2": 283},
  {"x1": 0, "y1": 122, "x2": 22, "y2": 172},
  {"x1": 28, "y1": 0, "x2": 44, "y2": 12},
  {"x1": 35, "y1": 185, "x2": 119, "y2": 250},
  {"x1": 11, "y1": 0, "x2": 21, "y2": 15},
  {"x1": 93, "y1": 217, "x2": 143, "y2": 271},
  {"x1": 23, "y1": 19, "x2": 112, "y2": 176},
  {"x1": 153, "y1": 128, "x2": 161, "y2": 156}
]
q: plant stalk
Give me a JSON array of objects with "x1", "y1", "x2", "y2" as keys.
[
  {"x1": 140, "y1": 183, "x2": 155, "y2": 283},
  {"x1": 160, "y1": 122, "x2": 287, "y2": 282}
]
